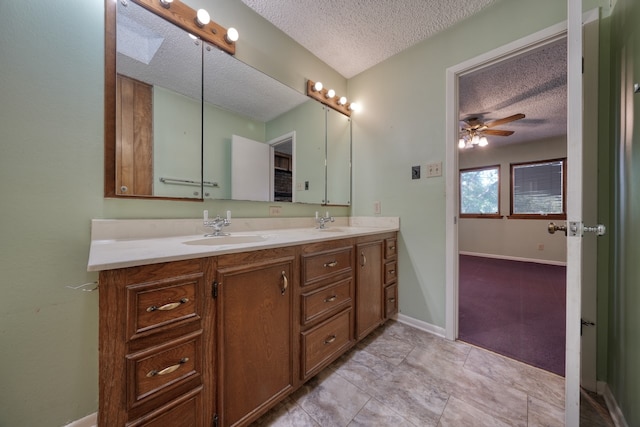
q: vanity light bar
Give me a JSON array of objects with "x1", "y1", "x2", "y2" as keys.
[
  {"x1": 130, "y1": 0, "x2": 236, "y2": 55},
  {"x1": 306, "y1": 80, "x2": 353, "y2": 117}
]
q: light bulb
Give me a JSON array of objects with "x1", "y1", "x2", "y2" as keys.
[
  {"x1": 195, "y1": 9, "x2": 210, "y2": 27},
  {"x1": 348, "y1": 102, "x2": 361, "y2": 112},
  {"x1": 458, "y1": 138, "x2": 466, "y2": 149},
  {"x1": 313, "y1": 81, "x2": 323, "y2": 92},
  {"x1": 159, "y1": 0, "x2": 173, "y2": 8},
  {"x1": 478, "y1": 136, "x2": 488, "y2": 147},
  {"x1": 471, "y1": 135, "x2": 480, "y2": 145},
  {"x1": 326, "y1": 89, "x2": 335, "y2": 99},
  {"x1": 225, "y1": 27, "x2": 239, "y2": 43},
  {"x1": 338, "y1": 96, "x2": 347, "y2": 105},
  {"x1": 188, "y1": 33, "x2": 197, "y2": 40}
]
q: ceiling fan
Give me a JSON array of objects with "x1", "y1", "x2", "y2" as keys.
[{"x1": 458, "y1": 113, "x2": 525, "y2": 149}]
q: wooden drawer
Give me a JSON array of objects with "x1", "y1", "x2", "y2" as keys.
[
  {"x1": 301, "y1": 278, "x2": 352, "y2": 326},
  {"x1": 127, "y1": 332, "x2": 202, "y2": 411},
  {"x1": 384, "y1": 261, "x2": 397, "y2": 284},
  {"x1": 385, "y1": 238, "x2": 397, "y2": 259},
  {"x1": 384, "y1": 284, "x2": 398, "y2": 318},
  {"x1": 127, "y1": 386, "x2": 203, "y2": 427},
  {"x1": 127, "y1": 277, "x2": 201, "y2": 340},
  {"x1": 301, "y1": 309, "x2": 353, "y2": 379},
  {"x1": 302, "y1": 247, "x2": 353, "y2": 286}
]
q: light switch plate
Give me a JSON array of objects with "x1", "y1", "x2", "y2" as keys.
[
  {"x1": 427, "y1": 162, "x2": 442, "y2": 177},
  {"x1": 412, "y1": 165, "x2": 421, "y2": 179},
  {"x1": 373, "y1": 201, "x2": 381, "y2": 214}
]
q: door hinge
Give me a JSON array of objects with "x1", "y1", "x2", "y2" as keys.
[
  {"x1": 213, "y1": 413, "x2": 219, "y2": 427},
  {"x1": 581, "y1": 318, "x2": 595, "y2": 336},
  {"x1": 212, "y1": 281, "x2": 218, "y2": 299}
]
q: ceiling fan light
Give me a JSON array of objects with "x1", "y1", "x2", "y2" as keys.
[
  {"x1": 471, "y1": 135, "x2": 480, "y2": 145},
  {"x1": 478, "y1": 136, "x2": 488, "y2": 147},
  {"x1": 458, "y1": 138, "x2": 466, "y2": 149}
]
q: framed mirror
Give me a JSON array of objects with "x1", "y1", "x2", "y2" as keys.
[{"x1": 105, "y1": 0, "x2": 352, "y2": 204}]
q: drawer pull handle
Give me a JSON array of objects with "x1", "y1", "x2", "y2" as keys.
[
  {"x1": 323, "y1": 261, "x2": 338, "y2": 268},
  {"x1": 147, "y1": 298, "x2": 189, "y2": 312},
  {"x1": 389, "y1": 270, "x2": 396, "y2": 275},
  {"x1": 281, "y1": 271, "x2": 288, "y2": 295},
  {"x1": 390, "y1": 246, "x2": 396, "y2": 250},
  {"x1": 388, "y1": 298, "x2": 396, "y2": 303},
  {"x1": 324, "y1": 335, "x2": 336, "y2": 345},
  {"x1": 360, "y1": 252, "x2": 367, "y2": 267},
  {"x1": 146, "y1": 357, "x2": 189, "y2": 377},
  {"x1": 324, "y1": 295, "x2": 337, "y2": 303}
]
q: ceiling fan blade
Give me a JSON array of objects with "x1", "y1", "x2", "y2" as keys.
[
  {"x1": 485, "y1": 113, "x2": 525, "y2": 128},
  {"x1": 483, "y1": 129, "x2": 514, "y2": 136}
]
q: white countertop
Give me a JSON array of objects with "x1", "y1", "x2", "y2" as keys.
[{"x1": 87, "y1": 216, "x2": 399, "y2": 272}]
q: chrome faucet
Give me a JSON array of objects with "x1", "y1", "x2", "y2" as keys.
[
  {"x1": 204, "y1": 210, "x2": 231, "y2": 236},
  {"x1": 315, "y1": 211, "x2": 334, "y2": 229}
]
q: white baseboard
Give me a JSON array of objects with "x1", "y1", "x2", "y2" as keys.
[
  {"x1": 599, "y1": 381, "x2": 629, "y2": 427},
  {"x1": 459, "y1": 251, "x2": 567, "y2": 266},
  {"x1": 63, "y1": 412, "x2": 96, "y2": 427},
  {"x1": 395, "y1": 313, "x2": 445, "y2": 338}
]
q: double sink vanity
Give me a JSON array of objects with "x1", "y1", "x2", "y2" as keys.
[{"x1": 88, "y1": 216, "x2": 399, "y2": 426}]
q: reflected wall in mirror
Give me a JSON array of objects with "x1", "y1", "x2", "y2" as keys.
[
  {"x1": 106, "y1": 0, "x2": 352, "y2": 204},
  {"x1": 326, "y1": 109, "x2": 352, "y2": 205},
  {"x1": 112, "y1": 0, "x2": 203, "y2": 199}
]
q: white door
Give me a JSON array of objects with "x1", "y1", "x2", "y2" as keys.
[{"x1": 231, "y1": 134, "x2": 270, "y2": 201}]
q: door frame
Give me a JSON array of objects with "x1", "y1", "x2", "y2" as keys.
[{"x1": 445, "y1": 7, "x2": 598, "y2": 425}]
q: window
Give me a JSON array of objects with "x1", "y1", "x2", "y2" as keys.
[
  {"x1": 510, "y1": 158, "x2": 566, "y2": 219},
  {"x1": 459, "y1": 165, "x2": 500, "y2": 218}
]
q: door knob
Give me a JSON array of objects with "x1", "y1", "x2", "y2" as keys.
[{"x1": 548, "y1": 222, "x2": 567, "y2": 235}]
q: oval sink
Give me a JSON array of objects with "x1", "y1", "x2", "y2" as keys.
[{"x1": 183, "y1": 234, "x2": 268, "y2": 246}]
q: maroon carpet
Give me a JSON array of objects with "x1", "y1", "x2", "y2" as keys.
[{"x1": 458, "y1": 255, "x2": 566, "y2": 376}]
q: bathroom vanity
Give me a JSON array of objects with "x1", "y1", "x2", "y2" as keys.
[{"x1": 89, "y1": 217, "x2": 398, "y2": 427}]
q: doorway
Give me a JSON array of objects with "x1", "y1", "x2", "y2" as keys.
[
  {"x1": 269, "y1": 131, "x2": 296, "y2": 203},
  {"x1": 455, "y1": 37, "x2": 568, "y2": 376}
]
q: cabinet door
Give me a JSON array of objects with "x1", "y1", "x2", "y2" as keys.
[
  {"x1": 217, "y1": 256, "x2": 294, "y2": 426},
  {"x1": 356, "y1": 241, "x2": 384, "y2": 339}
]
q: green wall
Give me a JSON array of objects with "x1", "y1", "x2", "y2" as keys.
[
  {"x1": 0, "y1": 0, "x2": 346, "y2": 425},
  {"x1": 608, "y1": 0, "x2": 640, "y2": 423}
]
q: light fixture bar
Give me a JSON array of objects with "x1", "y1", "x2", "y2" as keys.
[
  {"x1": 130, "y1": 0, "x2": 236, "y2": 55},
  {"x1": 306, "y1": 80, "x2": 353, "y2": 117}
]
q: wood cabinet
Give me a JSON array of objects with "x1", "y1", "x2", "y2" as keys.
[
  {"x1": 355, "y1": 237, "x2": 384, "y2": 340},
  {"x1": 98, "y1": 231, "x2": 397, "y2": 427},
  {"x1": 98, "y1": 258, "x2": 213, "y2": 427},
  {"x1": 384, "y1": 236, "x2": 399, "y2": 319},
  {"x1": 215, "y1": 248, "x2": 296, "y2": 427},
  {"x1": 299, "y1": 240, "x2": 355, "y2": 380}
]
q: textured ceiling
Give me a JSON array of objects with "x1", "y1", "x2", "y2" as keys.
[
  {"x1": 241, "y1": 0, "x2": 500, "y2": 79},
  {"x1": 117, "y1": 0, "x2": 567, "y2": 147},
  {"x1": 459, "y1": 38, "x2": 567, "y2": 147}
]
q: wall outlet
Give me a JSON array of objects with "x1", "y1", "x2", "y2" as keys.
[
  {"x1": 538, "y1": 243, "x2": 544, "y2": 251},
  {"x1": 373, "y1": 201, "x2": 381, "y2": 214},
  {"x1": 296, "y1": 182, "x2": 303, "y2": 191},
  {"x1": 269, "y1": 206, "x2": 282, "y2": 216},
  {"x1": 427, "y1": 162, "x2": 442, "y2": 177}
]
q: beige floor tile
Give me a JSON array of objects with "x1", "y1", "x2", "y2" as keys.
[
  {"x1": 527, "y1": 395, "x2": 565, "y2": 427},
  {"x1": 348, "y1": 398, "x2": 417, "y2": 427},
  {"x1": 438, "y1": 395, "x2": 512, "y2": 427},
  {"x1": 251, "y1": 397, "x2": 320, "y2": 427},
  {"x1": 465, "y1": 347, "x2": 565, "y2": 409},
  {"x1": 291, "y1": 369, "x2": 371, "y2": 427}
]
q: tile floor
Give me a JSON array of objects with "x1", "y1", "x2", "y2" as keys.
[{"x1": 252, "y1": 320, "x2": 613, "y2": 427}]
